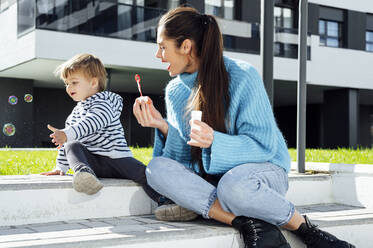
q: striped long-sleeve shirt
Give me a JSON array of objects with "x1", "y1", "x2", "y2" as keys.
[{"x1": 55, "y1": 91, "x2": 132, "y2": 173}]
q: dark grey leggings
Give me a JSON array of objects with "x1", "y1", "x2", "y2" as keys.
[{"x1": 64, "y1": 141, "x2": 162, "y2": 203}]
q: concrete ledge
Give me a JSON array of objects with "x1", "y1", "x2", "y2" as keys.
[
  {"x1": 0, "y1": 204, "x2": 369, "y2": 248},
  {"x1": 291, "y1": 161, "x2": 373, "y2": 174},
  {"x1": 0, "y1": 174, "x2": 335, "y2": 226},
  {"x1": 290, "y1": 162, "x2": 373, "y2": 208},
  {"x1": 287, "y1": 173, "x2": 333, "y2": 206},
  {"x1": 0, "y1": 175, "x2": 140, "y2": 191},
  {"x1": 0, "y1": 175, "x2": 152, "y2": 226}
]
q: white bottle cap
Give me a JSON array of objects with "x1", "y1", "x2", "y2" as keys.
[
  {"x1": 191, "y1": 110, "x2": 202, "y2": 121},
  {"x1": 190, "y1": 111, "x2": 202, "y2": 143}
]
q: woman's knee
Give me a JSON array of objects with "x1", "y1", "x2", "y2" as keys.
[
  {"x1": 217, "y1": 171, "x2": 262, "y2": 204},
  {"x1": 146, "y1": 157, "x2": 171, "y2": 183}
]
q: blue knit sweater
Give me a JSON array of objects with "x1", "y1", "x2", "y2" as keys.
[{"x1": 153, "y1": 57, "x2": 291, "y2": 174}]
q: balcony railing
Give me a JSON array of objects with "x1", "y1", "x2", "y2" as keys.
[
  {"x1": 275, "y1": 26, "x2": 311, "y2": 59},
  {"x1": 18, "y1": 0, "x2": 166, "y2": 43},
  {"x1": 16, "y1": 0, "x2": 277, "y2": 56}
]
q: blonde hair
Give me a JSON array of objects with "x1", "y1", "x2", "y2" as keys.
[{"x1": 54, "y1": 53, "x2": 107, "y2": 92}]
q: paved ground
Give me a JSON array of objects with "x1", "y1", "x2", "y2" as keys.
[{"x1": 0, "y1": 204, "x2": 370, "y2": 248}]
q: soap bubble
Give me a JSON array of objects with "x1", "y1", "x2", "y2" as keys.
[
  {"x1": 8, "y1": 96, "x2": 18, "y2": 105},
  {"x1": 24, "y1": 94, "x2": 33, "y2": 103},
  {"x1": 3, "y1": 123, "x2": 16, "y2": 136}
]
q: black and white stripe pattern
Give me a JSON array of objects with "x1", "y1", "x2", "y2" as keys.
[{"x1": 55, "y1": 91, "x2": 132, "y2": 173}]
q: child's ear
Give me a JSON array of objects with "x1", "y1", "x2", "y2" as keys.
[{"x1": 91, "y1": 78, "x2": 99, "y2": 89}]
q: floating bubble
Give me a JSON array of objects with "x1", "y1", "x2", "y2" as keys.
[
  {"x1": 3, "y1": 123, "x2": 16, "y2": 136},
  {"x1": 24, "y1": 94, "x2": 33, "y2": 103},
  {"x1": 8, "y1": 96, "x2": 18, "y2": 105}
]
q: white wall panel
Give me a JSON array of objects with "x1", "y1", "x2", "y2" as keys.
[{"x1": 0, "y1": 3, "x2": 36, "y2": 72}]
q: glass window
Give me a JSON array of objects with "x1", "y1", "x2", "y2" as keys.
[
  {"x1": 118, "y1": 0, "x2": 133, "y2": 4},
  {"x1": 136, "y1": 0, "x2": 144, "y2": 6},
  {"x1": 205, "y1": 0, "x2": 223, "y2": 17},
  {"x1": 0, "y1": 0, "x2": 9, "y2": 12},
  {"x1": 17, "y1": 0, "x2": 35, "y2": 35},
  {"x1": 319, "y1": 19, "x2": 342, "y2": 48},
  {"x1": 274, "y1": 42, "x2": 297, "y2": 58},
  {"x1": 224, "y1": 0, "x2": 234, "y2": 20},
  {"x1": 205, "y1": 0, "x2": 234, "y2": 19},
  {"x1": 274, "y1": 6, "x2": 294, "y2": 30},
  {"x1": 319, "y1": 20, "x2": 325, "y2": 35},
  {"x1": 168, "y1": 0, "x2": 179, "y2": 9},
  {"x1": 366, "y1": 31, "x2": 373, "y2": 52}
]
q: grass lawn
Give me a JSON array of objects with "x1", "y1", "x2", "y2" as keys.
[
  {"x1": 0, "y1": 147, "x2": 153, "y2": 176},
  {"x1": 288, "y1": 147, "x2": 373, "y2": 164},
  {"x1": 0, "y1": 147, "x2": 372, "y2": 175}
]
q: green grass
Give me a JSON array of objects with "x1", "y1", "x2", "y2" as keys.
[
  {"x1": 1, "y1": 147, "x2": 372, "y2": 175},
  {"x1": 0, "y1": 150, "x2": 58, "y2": 175},
  {"x1": 289, "y1": 147, "x2": 373, "y2": 164},
  {"x1": 0, "y1": 147, "x2": 153, "y2": 176}
]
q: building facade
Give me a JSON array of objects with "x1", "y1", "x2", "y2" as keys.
[{"x1": 0, "y1": 0, "x2": 372, "y2": 149}]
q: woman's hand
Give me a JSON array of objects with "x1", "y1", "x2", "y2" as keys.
[
  {"x1": 187, "y1": 120, "x2": 214, "y2": 148},
  {"x1": 133, "y1": 96, "x2": 168, "y2": 135}
]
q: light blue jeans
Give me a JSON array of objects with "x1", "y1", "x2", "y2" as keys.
[{"x1": 146, "y1": 157, "x2": 295, "y2": 226}]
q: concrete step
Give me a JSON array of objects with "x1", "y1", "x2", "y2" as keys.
[
  {"x1": 0, "y1": 175, "x2": 153, "y2": 226},
  {"x1": 0, "y1": 173, "x2": 333, "y2": 226},
  {"x1": 0, "y1": 204, "x2": 369, "y2": 248},
  {"x1": 291, "y1": 162, "x2": 373, "y2": 208}
]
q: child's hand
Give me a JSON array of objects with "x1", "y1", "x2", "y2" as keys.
[
  {"x1": 47, "y1": 124, "x2": 67, "y2": 149},
  {"x1": 40, "y1": 170, "x2": 65, "y2": 176}
]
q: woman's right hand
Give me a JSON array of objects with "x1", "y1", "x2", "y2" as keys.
[{"x1": 133, "y1": 96, "x2": 168, "y2": 135}]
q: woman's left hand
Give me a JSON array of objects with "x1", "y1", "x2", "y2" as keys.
[{"x1": 187, "y1": 120, "x2": 214, "y2": 148}]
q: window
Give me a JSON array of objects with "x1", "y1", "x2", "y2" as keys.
[
  {"x1": 274, "y1": 6, "x2": 294, "y2": 30},
  {"x1": 205, "y1": 0, "x2": 234, "y2": 20},
  {"x1": 274, "y1": 43, "x2": 297, "y2": 58},
  {"x1": 319, "y1": 19, "x2": 342, "y2": 48},
  {"x1": 366, "y1": 31, "x2": 373, "y2": 52},
  {"x1": 0, "y1": 0, "x2": 9, "y2": 12},
  {"x1": 17, "y1": 0, "x2": 35, "y2": 35}
]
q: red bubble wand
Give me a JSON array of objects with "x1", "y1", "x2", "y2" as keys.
[{"x1": 135, "y1": 74, "x2": 143, "y2": 97}]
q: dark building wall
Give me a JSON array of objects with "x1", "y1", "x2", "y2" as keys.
[
  {"x1": 275, "y1": 106, "x2": 297, "y2": 148},
  {"x1": 346, "y1": 10, "x2": 366, "y2": 50},
  {"x1": 33, "y1": 87, "x2": 75, "y2": 147},
  {"x1": 32, "y1": 88, "x2": 163, "y2": 148},
  {"x1": 274, "y1": 104, "x2": 322, "y2": 148},
  {"x1": 359, "y1": 105, "x2": 372, "y2": 148},
  {"x1": 182, "y1": 0, "x2": 205, "y2": 12},
  {"x1": 119, "y1": 92, "x2": 165, "y2": 147},
  {"x1": 0, "y1": 78, "x2": 34, "y2": 148},
  {"x1": 322, "y1": 89, "x2": 359, "y2": 148},
  {"x1": 308, "y1": 3, "x2": 319, "y2": 35},
  {"x1": 238, "y1": 0, "x2": 260, "y2": 23}
]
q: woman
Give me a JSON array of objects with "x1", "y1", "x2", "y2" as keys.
[{"x1": 133, "y1": 6, "x2": 354, "y2": 248}]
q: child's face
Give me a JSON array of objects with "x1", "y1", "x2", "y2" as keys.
[{"x1": 64, "y1": 71, "x2": 99, "y2": 101}]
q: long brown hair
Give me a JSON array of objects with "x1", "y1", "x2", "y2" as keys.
[{"x1": 159, "y1": 7, "x2": 230, "y2": 176}]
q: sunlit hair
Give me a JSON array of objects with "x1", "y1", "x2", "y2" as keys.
[
  {"x1": 54, "y1": 53, "x2": 107, "y2": 92},
  {"x1": 159, "y1": 7, "x2": 230, "y2": 177}
]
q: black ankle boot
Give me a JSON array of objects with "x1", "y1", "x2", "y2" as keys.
[
  {"x1": 232, "y1": 216, "x2": 291, "y2": 248},
  {"x1": 292, "y1": 215, "x2": 356, "y2": 248}
]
